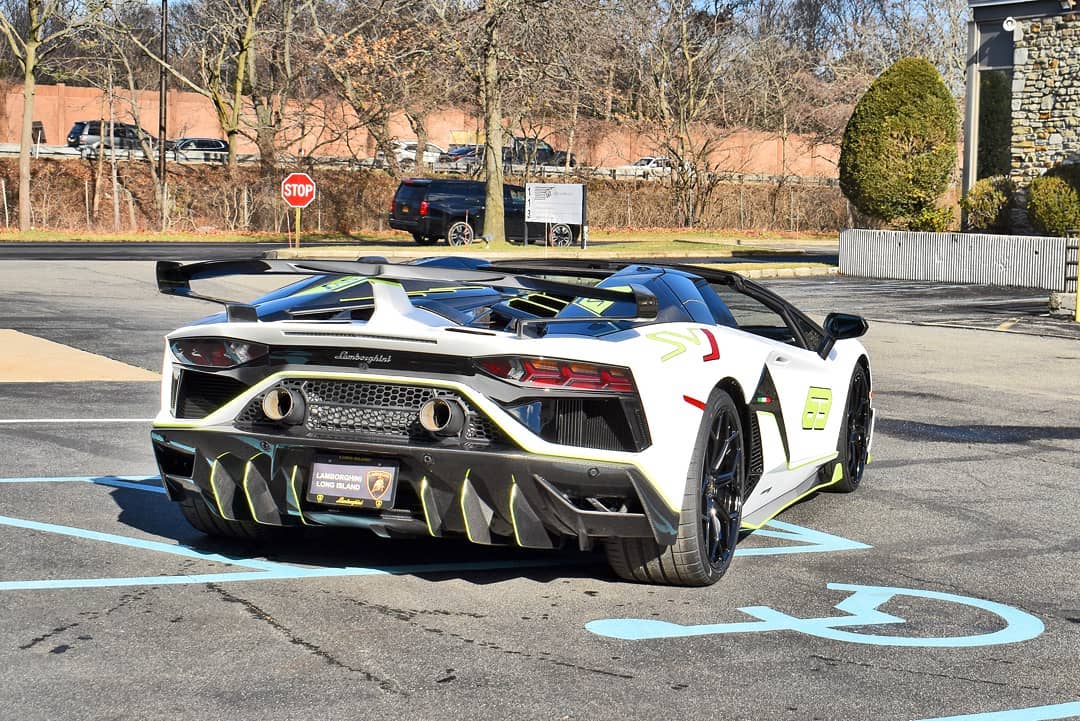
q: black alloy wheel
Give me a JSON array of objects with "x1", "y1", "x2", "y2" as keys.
[
  {"x1": 832, "y1": 364, "x2": 871, "y2": 493},
  {"x1": 699, "y1": 400, "x2": 744, "y2": 571},
  {"x1": 605, "y1": 388, "x2": 745, "y2": 586}
]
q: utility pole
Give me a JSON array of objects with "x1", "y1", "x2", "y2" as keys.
[{"x1": 158, "y1": 0, "x2": 168, "y2": 229}]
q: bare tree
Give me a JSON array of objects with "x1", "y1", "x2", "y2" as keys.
[
  {"x1": 625, "y1": 0, "x2": 743, "y2": 226},
  {"x1": 309, "y1": 0, "x2": 413, "y2": 168},
  {"x1": 117, "y1": 0, "x2": 268, "y2": 168},
  {"x1": 245, "y1": 0, "x2": 315, "y2": 166},
  {"x1": 0, "y1": 0, "x2": 101, "y2": 230},
  {"x1": 429, "y1": 0, "x2": 606, "y2": 242},
  {"x1": 329, "y1": 14, "x2": 450, "y2": 173}
]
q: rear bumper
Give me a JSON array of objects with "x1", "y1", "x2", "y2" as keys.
[
  {"x1": 151, "y1": 427, "x2": 678, "y2": 550},
  {"x1": 388, "y1": 217, "x2": 435, "y2": 236}
]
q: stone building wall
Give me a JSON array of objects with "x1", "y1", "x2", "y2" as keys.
[{"x1": 1011, "y1": 12, "x2": 1080, "y2": 181}]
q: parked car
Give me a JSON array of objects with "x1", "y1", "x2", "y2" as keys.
[
  {"x1": 66, "y1": 121, "x2": 90, "y2": 147},
  {"x1": 388, "y1": 178, "x2": 579, "y2": 247},
  {"x1": 376, "y1": 139, "x2": 445, "y2": 167},
  {"x1": 632, "y1": 156, "x2": 672, "y2": 170},
  {"x1": 439, "y1": 145, "x2": 482, "y2": 163},
  {"x1": 168, "y1": 137, "x2": 228, "y2": 159},
  {"x1": 69, "y1": 120, "x2": 157, "y2": 153},
  {"x1": 151, "y1": 256, "x2": 872, "y2": 586},
  {"x1": 503, "y1": 137, "x2": 576, "y2": 167}
]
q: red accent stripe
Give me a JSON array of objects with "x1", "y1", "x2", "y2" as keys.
[
  {"x1": 700, "y1": 328, "x2": 720, "y2": 362},
  {"x1": 683, "y1": 395, "x2": 706, "y2": 410}
]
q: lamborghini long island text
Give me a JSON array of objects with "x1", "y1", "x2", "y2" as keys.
[{"x1": 151, "y1": 257, "x2": 874, "y2": 586}]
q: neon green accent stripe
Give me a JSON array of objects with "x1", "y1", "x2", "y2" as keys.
[
  {"x1": 241, "y1": 453, "x2": 269, "y2": 525},
  {"x1": 287, "y1": 465, "x2": 312, "y2": 526},
  {"x1": 646, "y1": 329, "x2": 701, "y2": 361},
  {"x1": 739, "y1": 461, "x2": 843, "y2": 530},
  {"x1": 294, "y1": 276, "x2": 368, "y2": 296},
  {"x1": 509, "y1": 479, "x2": 522, "y2": 547},
  {"x1": 208, "y1": 455, "x2": 230, "y2": 519},
  {"x1": 419, "y1": 477, "x2": 437, "y2": 537},
  {"x1": 340, "y1": 285, "x2": 478, "y2": 302},
  {"x1": 801, "y1": 387, "x2": 833, "y2": 430},
  {"x1": 787, "y1": 451, "x2": 839, "y2": 472},
  {"x1": 459, "y1": 469, "x2": 474, "y2": 542},
  {"x1": 574, "y1": 298, "x2": 613, "y2": 315}
]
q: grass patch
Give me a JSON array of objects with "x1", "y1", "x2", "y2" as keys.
[{"x1": 0, "y1": 227, "x2": 834, "y2": 251}]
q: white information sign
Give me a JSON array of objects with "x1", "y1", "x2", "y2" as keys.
[{"x1": 525, "y1": 183, "x2": 584, "y2": 225}]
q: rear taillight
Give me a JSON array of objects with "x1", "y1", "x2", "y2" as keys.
[
  {"x1": 419, "y1": 200, "x2": 429, "y2": 216},
  {"x1": 170, "y1": 338, "x2": 268, "y2": 368},
  {"x1": 476, "y1": 356, "x2": 635, "y2": 393}
]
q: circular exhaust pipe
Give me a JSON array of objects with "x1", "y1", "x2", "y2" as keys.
[
  {"x1": 418, "y1": 397, "x2": 468, "y2": 437},
  {"x1": 261, "y1": 387, "x2": 306, "y2": 425}
]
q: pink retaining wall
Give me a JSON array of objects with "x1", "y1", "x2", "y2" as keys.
[{"x1": 5, "y1": 83, "x2": 838, "y2": 178}]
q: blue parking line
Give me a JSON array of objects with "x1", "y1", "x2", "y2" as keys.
[
  {"x1": 0, "y1": 514, "x2": 287, "y2": 571},
  {"x1": 914, "y1": 702, "x2": 1080, "y2": 721},
  {"x1": 0, "y1": 475, "x2": 873, "y2": 591},
  {"x1": 0, "y1": 512, "x2": 582, "y2": 591},
  {"x1": 0, "y1": 475, "x2": 166, "y2": 494},
  {"x1": 738, "y1": 519, "x2": 872, "y2": 555}
]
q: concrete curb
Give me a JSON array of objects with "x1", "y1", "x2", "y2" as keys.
[{"x1": 733, "y1": 266, "x2": 839, "y2": 279}]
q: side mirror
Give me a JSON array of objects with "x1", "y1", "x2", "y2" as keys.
[
  {"x1": 818, "y1": 313, "x2": 868, "y2": 359},
  {"x1": 823, "y1": 313, "x2": 868, "y2": 340}
]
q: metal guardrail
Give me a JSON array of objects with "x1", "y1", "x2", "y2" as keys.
[
  {"x1": 0, "y1": 144, "x2": 838, "y2": 185},
  {"x1": 839, "y1": 229, "x2": 1070, "y2": 292}
]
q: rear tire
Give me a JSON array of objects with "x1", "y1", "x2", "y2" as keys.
[
  {"x1": 411, "y1": 232, "x2": 436, "y2": 245},
  {"x1": 549, "y1": 223, "x2": 573, "y2": 247},
  {"x1": 178, "y1": 492, "x2": 264, "y2": 540},
  {"x1": 446, "y1": 220, "x2": 474, "y2": 246},
  {"x1": 606, "y1": 388, "x2": 745, "y2": 586},
  {"x1": 831, "y1": 364, "x2": 871, "y2": 493}
]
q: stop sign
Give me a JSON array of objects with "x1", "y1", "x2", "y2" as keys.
[{"x1": 281, "y1": 172, "x2": 316, "y2": 208}]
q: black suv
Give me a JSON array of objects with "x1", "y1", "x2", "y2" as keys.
[{"x1": 389, "y1": 178, "x2": 578, "y2": 246}]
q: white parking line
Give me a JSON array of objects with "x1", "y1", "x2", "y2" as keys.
[{"x1": 0, "y1": 418, "x2": 154, "y2": 424}]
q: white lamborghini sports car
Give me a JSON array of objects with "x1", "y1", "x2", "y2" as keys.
[{"x1": 151, "y1": 257, "x2": 873, "y2": 586}]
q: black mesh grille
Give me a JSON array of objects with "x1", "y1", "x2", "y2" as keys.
[
  {"x1": 235, "y1": 379, "x2": 502, "y2": 444},
  {"x1": 746, "y1": 410, "x2": 764, "y2": 496},
  {"x1": 176, "y1": 371, "x2": 250, "y2": 419}
]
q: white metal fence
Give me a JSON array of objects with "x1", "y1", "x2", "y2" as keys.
[{"x1": 839, "y1": 229, "x2": 1075, "y2": 292}]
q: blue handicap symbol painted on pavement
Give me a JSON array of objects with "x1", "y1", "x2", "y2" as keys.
[
  {"x1": 586, "y1": 583, "x2": 1044, "y2": 648},
  {"x1": 914, "y1": 702, "x2": 1080, "y2": 721}
]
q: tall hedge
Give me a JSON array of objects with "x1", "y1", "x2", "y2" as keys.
[
  {"x1": 839, "y1": 57, "x2": 959, "y2": 227},
  {"x1": 977, "y1": 70, "x2": 1012, "y2": 178}
]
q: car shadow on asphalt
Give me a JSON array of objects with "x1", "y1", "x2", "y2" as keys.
[
  {"x1": 876, "y1": 417, "x2": 1080, "y2": 444},
  {"x1": 107, "y1": 485, "x2": 610, "y2": 585}
]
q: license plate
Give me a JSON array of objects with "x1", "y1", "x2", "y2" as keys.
[
  {"x1": 401, "y1": 205, "x2": 409, "y2": 213},
  {"x1": 307, "y1": 455, "x2": 398, "y2": 510}
]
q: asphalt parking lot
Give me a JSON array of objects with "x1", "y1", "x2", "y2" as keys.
[{"x1": 0, "y1": 258, "x2": 1077, "y2": 721}]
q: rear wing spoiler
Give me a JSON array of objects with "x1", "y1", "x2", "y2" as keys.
[{"x1": 155, "y1": 258, "x2": 659, "y2": 325}]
